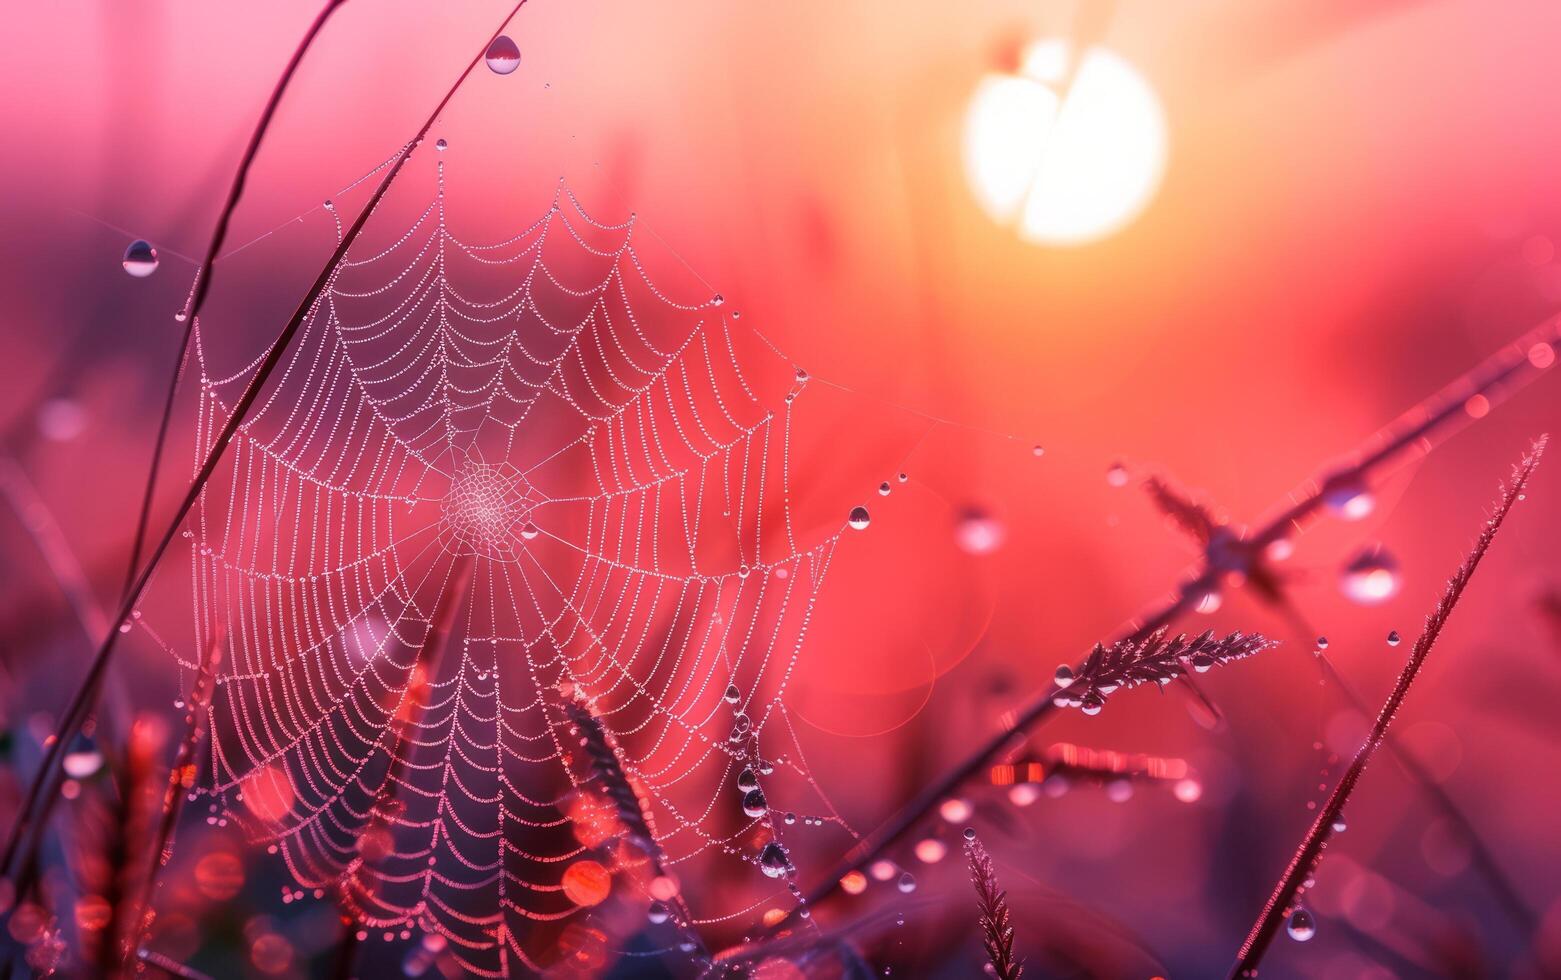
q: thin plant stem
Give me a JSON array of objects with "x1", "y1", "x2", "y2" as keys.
[
  {"x1": 124, "y1": 635, "x2": 222, "y2": 970},
  {"x1": 119, "y1": 0, "x2": 348, "y2": 601},
  {"x1": 0, "y1": 0, "x2": 531, "y2": 886},
  {"x1": 1310, "y1": 651, "x2": 1536, "y2": 933},
  {"x1": 1229, "y1": 436, "x2": 1546, "y2": 978}
]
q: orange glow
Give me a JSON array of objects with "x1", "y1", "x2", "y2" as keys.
[{"x1": 561, "y1": 860, "x2": 612, "y2": 907}]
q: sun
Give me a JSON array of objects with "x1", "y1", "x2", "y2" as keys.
[{"x1": 963, "y1": 39, "x2": 1168, "y2": 246}]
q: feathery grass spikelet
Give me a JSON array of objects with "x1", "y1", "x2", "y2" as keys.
[
  {"x1": 965, "y1": 835, "x2": 1023, "y2": 980},
  {"x1": 1052, "y1": 628, "x2": 1276, "y2": 715}
]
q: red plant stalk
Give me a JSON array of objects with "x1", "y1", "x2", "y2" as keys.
[
  {"x1": 0, "y1": 0, "x2": 532, "y2": 885},
  {"x1": 125, "y1": 635, "x2": 222, "y2": 972},
  {"x1": 119, "y1": 0, "x2": 347, "y2": 601},
  {"x1": 1229, "y1": 436, "x2": 1546, "y2": 979}
]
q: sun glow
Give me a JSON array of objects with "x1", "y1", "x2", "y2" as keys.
[{"x1": 963, "y1": 39, "x2": 1167, "y2": 245}]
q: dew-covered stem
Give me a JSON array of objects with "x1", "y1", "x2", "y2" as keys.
[{"x1": 1229, "y1": 437, "x2": 1545, "y2": 979}]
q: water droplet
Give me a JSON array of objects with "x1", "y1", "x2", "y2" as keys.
[
  {"x1": 647, "y1": 900, "x2": 670, "y2": 924},
  {"x1": 759, "y1": 842, "x2": 790, "y2": 878},
  {"x1": 484, "y1": 35, "x2": 521, "y2": 74},
  {"x1": 878, "y1": 481, "x2": 891, "y2": 496},
  {"x1": 1331, "y1": 814, "x2": 1347, "y2": 833},
  {"x1": 1315, "y1": 636, "x2": 1329, "y2": 650},
  {"x1": 896, "y1": 472, "x2": 908, "y2": 483},
  {"x1": 1053, "y1": 665, "x2": 1074, "y2": 688},
  {"x1": 1340, "y1": 546, "x2": 1400, "y2": 604},
  {"x1": 963, "y1": 827, "x2": 977, "y2": 841},
  {"x1": 742, "y1": 789, "x2": 768, "y2": 818},
  {"x1": 1286, "y1": 907, "x2": 1316, "y2": 942},
  {"x1": 794, "y1": 367, "x2": 809, "y2": 383},
  {"x1": 723, "y1": 684, "x2": 741, "y2": 704},
  {"x1": 847, "y1": 506, "x2": 870, "y2": 530},
  {"x1": 122, "y1": 240, "x2": 159, "y2": 277},
  {"x1": 896, "y1": 871, "x2": 916, "y2": 893},
  {"x1": 783, "y1": 812, "x2": 797, "y2": 826},
  {"x1": 711, "y1": 294, "x2": 725, "y2": 307},
  {"x1": 520, "y1": 522, "x2": 540, "y2": 541},
  {"x1": 435, "y1": 138, "x2": 448, "y2": 151},
  {"x1": 737, "y1": 768, "x2": 759, "y2": 792},
  {"x1": 1032, "y1": 445, "x2": 1045, "y2": 457},
  {"x1": 1323, "y1": 479, "x2": 1374, "y2": 520},
  {"x1": 1106, "y1": 462, "x2": 1129, "y2": 487},
  {"x1": 63, "y1": 735, "x2": 103, "y2": 779},
  {"x1": 1080, "y1": 695, "x2": 1104, "y2": 716},
  {"x1": 954, "y1": 508, "x2": 1006, "y2": 555},
  {"x1": 1195, "y1": 592, "x2": 1222, "y2": 615},
  {"x1": 1386, "y1": 630, "x2": 1401, "y2": 647}
]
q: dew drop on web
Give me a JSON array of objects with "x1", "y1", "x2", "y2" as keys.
[
  {"x1": 520, "y1": 521, "x2": 539, "y2": 541},
  {"x1": 896, "y1": 871, "x2": 917, "y2": 893},
  {"x1": 848, "y1": 505, "x2": 871, "y2": 530},
  {"x1": 1386, "y1": 629, "x2": 1401, "y2": 646},
  {"x1": 1286, "y1": 906, "x2": 1316, "y2": 942},
  {"x1": 648, "y1": 900, "x2": 670, "y2": 924},
  {"x1": 723, "y1": 684, "x2": 741, "y2": 704},
  {"x1": 484, "y1": 35, "x2": 521, "y2": 74},
  {"x1": 122, "y1": 239, "x2": 159, "y2": 277},
  {"x1": 759, "y1": 841, "x2": 790, "y2": 878},
  {"x1": 1105, "y1": 462, "x2": 1129, "y2": 487},
  {"x1": 742, "y1": 789, "x2": 768, "y2": 818}
]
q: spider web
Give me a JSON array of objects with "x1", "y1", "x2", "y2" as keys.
[{"x1": 170, "y1": 157, "x2": 865, "y2": 975}]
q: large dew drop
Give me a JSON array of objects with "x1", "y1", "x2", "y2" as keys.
[
  {"x1": 1286, "y1": 907, "x2": 1316, "y2": 942},
  {"x1": 896, "y1": 871, "x2": 917, "y2": 894},
  {"x1": 485, "y1": 35, "x2": 521, "y2": 74},
  {"x1": 1340, "y1": 545, "x2": 1400, "y2": 604},
  {"x1": 122, "y1": 239, "x2": 159, "y2": 277},
  {"x1": 742, "y1": 789, "x2": 769, "y2": 818},
  {"x1": 759, "y1": 841, "x2": 790, "y2": 878},
  {"x1": 847, "y1": 506, "x2": 871, "y2": 530}
]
